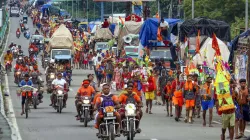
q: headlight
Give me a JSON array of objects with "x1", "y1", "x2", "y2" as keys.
[
  {"x1": 106, "y1": 112, "x2": 113, "y2": 117},
  {"x1": 126, "y1": 109, "x2": 136, "y2": 116},
  {"x1": 50, "y1": 74, "x2": 55, "y2": 79},
  {"x1": 45, "y1": 59, "x2": 48, "y2": 62},
  {"x1": 83, "y1": 100, "x2": 90, "y2": 104},
  {"x1": 57, "y1": 90, "x2": 63, "y2": 95},
  {"x1": 16, "y1": 71, "x2": 21, "y2": 74}
]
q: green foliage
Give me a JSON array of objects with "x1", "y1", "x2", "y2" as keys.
[
  {"x1": 183, "y1": 0, "x2": 247, "y2": 24},
  {"x1": 230, "y1": 17, "x2": 250, "y2": 38}
]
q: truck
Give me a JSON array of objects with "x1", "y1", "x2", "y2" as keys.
[
  {"x1": 149, "y1": 41, "x2": 176, "y2": 69},
  {"x1": 93, "y1": 28, "x2": 114, "y2": 53},
  {"x1": 46, "y1": 24, "x2": 74, "y2": 66}
]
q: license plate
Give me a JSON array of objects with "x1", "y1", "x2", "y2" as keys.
[{"x1": 104, "y1": 117, "x2": 116, "y2": 120}]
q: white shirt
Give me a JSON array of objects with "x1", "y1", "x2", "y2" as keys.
[
  {"x1": 52, "y1": 78, "x2": 67, "y2": 88},
  {"x1": 160, "y1": 21, "x2": 169, "y2": 28}
]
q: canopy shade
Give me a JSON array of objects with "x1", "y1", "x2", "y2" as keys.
[
  {"x1": 93, "y1": 0, "x2": 155, "y2": 1},
  {"x1": 192, "y1": 37, "x2": 230, "y2": 69},
  {"x1": 179, "y1": 17, "x2": 230, "y2": 42}
]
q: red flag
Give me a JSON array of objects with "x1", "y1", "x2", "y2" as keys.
[
  {"x1": 195, "y1": 30, "x2": 200, "y2": 54},
  {"x1": 212, "y1": 33, "x2": 221, "y2": 56}
]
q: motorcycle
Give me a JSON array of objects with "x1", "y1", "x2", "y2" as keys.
[
  {"x1": 46, "y1": 73, "x2": 55, "y2": 93},
  {"x1": 98, "y1": 106, "x2": 120, "y2": 140},
  {"x1": 5, "y1": 61, "x2": 11, "y2": 75},
  {"x1": 12, "y1": 48, "x2": 18, "y2": 59},
  {"x1": 121, "y1": 103, "x2": 140, "y2": 140},
  {"x1": 16, "y1": 32, "x2": 20, "y2": 38},
  {"x1": 28, "y1": 48, "x2": 34, "y2": 55},
  {"x1": 15, "y1": 69, "x2": 22, "y2": 84},
  {"x1": 78, "y1": 96, "x2": 92, "y2": 127},
  {"x1": 32, "y1": 83, "x2": 44, "y2": 109},
  {"x1": 53, "y1": 86, "x2": 65, "y2": 113},
  {"x1": 42, "y1": 58, "x2": 49, "y2": 69},
  {"x1": 65, "y1": 72, "x2": 72, "y2": 86},
  {"x1": 24, "y1": 31, "x2": 30, "y2": 39},
  {"x1": 19, "y1": 85, "x2": 37, "y2": 119}
]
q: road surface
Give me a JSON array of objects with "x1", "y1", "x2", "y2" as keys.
[{"x1": 4, "y1": 15, "x2": 244, "y2": 140}]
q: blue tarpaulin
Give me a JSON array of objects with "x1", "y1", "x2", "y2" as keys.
[
  {"x1": 109, "y1": 24, "x2": 116, "y2": 35},
  {"x1": 88, "y1": 24, "x2": 95, "y2": 32},
  {"x1": 139, "y1": 18, "x2": 182, "y2": 47}
]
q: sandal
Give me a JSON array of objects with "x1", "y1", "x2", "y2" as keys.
[{"x1": 234, "y1": 135, "x2": 242, "y2": 139}]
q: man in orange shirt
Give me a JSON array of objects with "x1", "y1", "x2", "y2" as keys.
[
  {"x1": 119, "y1": 85, "x2": 142, "y2": 133},
  {"x1": 75, "y1": 80, "x2": 95, "y2": 120},
  {"x1": 132, "y1": 75, "x2": 142, "y2": 99},
  {"x1": 183, "y1": 74, "x2": 196, "y2": 123},
  {"x1": 94, "y1": 84, "x2": 121, "y2": 135}
]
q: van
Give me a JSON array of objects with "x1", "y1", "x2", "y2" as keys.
[{"x1": 10, "y1": 7, "x2": 19, "y2": 17}]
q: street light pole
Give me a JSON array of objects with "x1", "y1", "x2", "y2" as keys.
[
  {"x1": 157, "y1": 0, "x2": 160, "y2": 17},
  {"x1": 72, "y1": 0, "x2": 73, "y2": 18},
  {"x1": 246, "y1": 0, "x2": 248, "y2": 31},
  {"x1": 87, "y1": 0, "x2": 89, "y2": 22},
  {"x1": 192, "y1": 0, "x2": 194, "y2": 19}
]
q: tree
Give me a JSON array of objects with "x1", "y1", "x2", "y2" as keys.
[{"x1": 183, "y1": 0, "x2": 246, "y2": 24}]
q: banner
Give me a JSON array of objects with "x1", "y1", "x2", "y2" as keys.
[
  {"x1": 214, "y1": 62, "x2": 234, "y2": 111},
  {"x1": 234, "y1": 55, "x2": 248, "y2": 83}
]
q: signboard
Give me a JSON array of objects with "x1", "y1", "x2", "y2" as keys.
[
  {"x1": 125, "y1": 14, "x2": 141, "y2": 22},
  {"x1": 234, "y1": 55, "x2": 248, "y2": 83}
]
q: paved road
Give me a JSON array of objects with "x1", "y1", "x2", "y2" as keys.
[{"x1": 5, "y1": 15, "x2": 244, "y2": 140}]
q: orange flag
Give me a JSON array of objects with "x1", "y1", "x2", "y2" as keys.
[
  {"x1": 212, "y1": 33, "x2": 221, "y2": 56},
  {"x1": 156, "y1": 13, "x2": 162, "y2": 41},
  {"x1": 195, "y1": 30, "x2": 200, "y2": 54}
]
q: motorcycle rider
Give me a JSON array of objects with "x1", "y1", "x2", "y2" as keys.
[
  {"x1": 50, "y1": 73, "x2": 68, "y2": 107},
  {"x1": 16, "y1": 28, "x2": 20, "y2": 37},
  {"x1": 88, "y1": 74, "x2": 98, "y2": 92},
  {"x1": 19, "y1": 74, "x2": 33, "y2": 115},
  {"x1": 119, "y1": 85, "x2": 143, "y2": 133},
  {"x1": 4, "y1": 50, "x2": 13, "y2": 71},
  {"x1": 45, "y1": 60, "x2": 56, "y2": 82},
  {"x1": 75, "y1": 79, "x2": 96, "y2": 120},
  {"x1": 8, "y1": 42, "x2": 14, "y2": 49},
  {"x1": 17, "y1": 45, "x2": 23, "y2": 55},
  {"x1": 29, "y1": 65, "x2": 43, "y2": 83},
  {"x1": 94, "y1": 84, "x2": 121, "y2": 135},
  {"x1": 19, "y1": 62, "x2": 29, "y2": 73}
]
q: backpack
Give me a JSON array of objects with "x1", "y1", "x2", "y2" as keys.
[
  {"x1": 125, "y1": 94, "x2": 136, "y2": 104},
  {"x1": 101, "y1": 94, "x2": 115, "y2": 108}
]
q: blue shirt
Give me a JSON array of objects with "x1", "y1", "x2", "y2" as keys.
[{"x1": 19, "y1": 80, "x2": 33, "y2": 87}]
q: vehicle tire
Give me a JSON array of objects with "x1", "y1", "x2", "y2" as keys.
[
  {"x1": 109, "y1": 124, "x2": 115, "y2": 140},
  {"x1": 25, "y1": 100, "x2": 29, "y2": 119},
  {"x1": 84, "y1": 109, "x2": 88, "y2": 127},
  {"x1": 33, "y1": 98, "x2": 37, "y2": 109},
  {"x1": 128, "y1": 119, "x2": 134, "y2": 140},
  {"x1": 58, "y1": 99, "x2": 62, "y2": 113}
]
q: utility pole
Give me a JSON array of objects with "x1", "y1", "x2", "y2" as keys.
[
  {"x1": 112, "y1": 2, "x2": 114, "y2": 23},
  {"x1": 101, "y1": 2, "x2": 104, "y2": 21},
  {"x1": 72, "y1": 0, "x2": 73, "y2": 18},
  {"x1": 170, "y1": 0, "x2": 173, "y2": 18},
  {"x1": 246, "y1": 0, "x2": 248, "y2": 31},
  {"x1": 192, "y1": 0, "x2": 194, "y2": 18},
  {"x1": 157, "y1": 0, "x2": 160, "y2": 17},
  {"x1": 87, "y1": 0, "x2": 89, "y2": 22}
]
